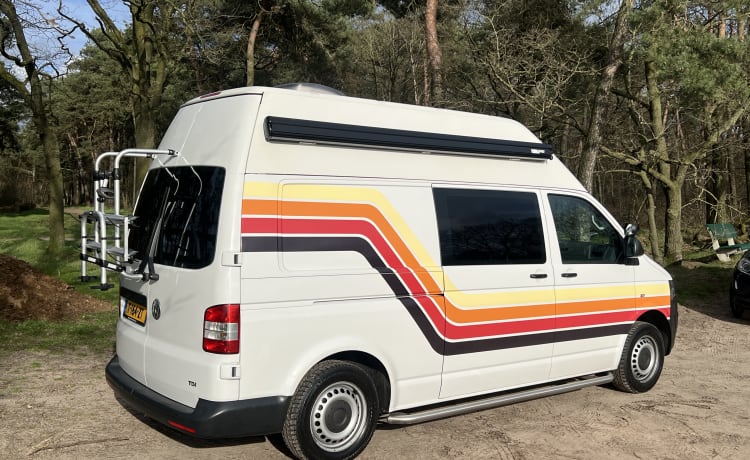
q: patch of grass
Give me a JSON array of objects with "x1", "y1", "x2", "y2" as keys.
[
  {"x1": 667, "y1": 262, "x2": 732, "y2": 304},
  {"x1": 0, "y1": 311, "x2": 117, "y2": 354},
  {"x1": 1, "y1": 208, "x2": 119, "y2": 355},
  {"x1": 0, "y1": 208, "x2": 118, "y2": 303}
]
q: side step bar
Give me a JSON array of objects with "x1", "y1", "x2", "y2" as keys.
[{"x1": 382, "y1": 373, "x2": 613, "y2": 425}]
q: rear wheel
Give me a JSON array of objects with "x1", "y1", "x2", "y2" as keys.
[
  {"x1": 282, "y1": 360, "x2": 379, "y2": 460},
  {"x1": 613, "y1": 321, "x2": 665, "y2": 393}
]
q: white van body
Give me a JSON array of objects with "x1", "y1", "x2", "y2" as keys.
[{"x1": 102, "y1": 85, "x2": 677, "y2": 459}]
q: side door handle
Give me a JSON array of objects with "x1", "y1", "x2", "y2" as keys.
[
  {"x1": 561, "y1": 272, "x2": 578, "y2": 278},
  {"x1": 529, "y1": 273, "x2": 548, "y2": 279}
]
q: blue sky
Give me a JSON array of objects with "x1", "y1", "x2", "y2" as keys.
[{"x1": 48, "y1": 0, "x2": 130, "y2": 54}]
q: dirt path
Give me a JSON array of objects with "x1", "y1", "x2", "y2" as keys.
[{"x1": 2, "y1": 299, "x2": 750, "y2": 459}]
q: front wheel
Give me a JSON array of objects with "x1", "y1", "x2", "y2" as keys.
[
  {"x1": 613, "y1": 321, "x2": 665, "y2": 393},
  {"x1": 282, "y1": 360, "x2": 379, "y2": 460}
]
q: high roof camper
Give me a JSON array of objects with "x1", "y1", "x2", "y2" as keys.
[{"x1": 80, "y1": 84, "x2": 677, "y2": 460}]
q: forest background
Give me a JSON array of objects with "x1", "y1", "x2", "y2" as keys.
[{"x1": 2, "y1": 0, "x2": 750, "y2": 266}]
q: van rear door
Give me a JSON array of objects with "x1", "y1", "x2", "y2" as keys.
[{"x1": 116, "y1": 94, "x2": 261, "y2": 407}]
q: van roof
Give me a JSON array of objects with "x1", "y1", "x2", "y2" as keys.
[
  {"x1": 178, "y1": 86, "x2": 585, "y2": 191},
  {"x1": 185, "y1": 86, "x2": 542, "y2": 148}
]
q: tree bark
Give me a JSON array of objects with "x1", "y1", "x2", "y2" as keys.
[
  {"x1": 60, "y1": 1, "x2": 172, "y2": 197},
  {"x1": 0, "y1": 0, "x2": 65, "y2": 254},
  {"x1": 744, "y1": 121, "x2": 750, "y2": 208},
  {"x1": 645, "y1": 60, "x2": 683, "y2": 263},
  {"x1": 639, "y1": 170, "x2": 664, "y2": 264},
  {"x1": 578, "y1": 0, "x2": 631, "y2": 191},
  {"x1": 424, "y1": 0, "x2": 442, "y2": 106},
  {"x1": 706, "y1": 142, "x2": 729, "y2": 224},
  {"x1": 246, "y1": 11, "x2": 265, "y2": 86}
]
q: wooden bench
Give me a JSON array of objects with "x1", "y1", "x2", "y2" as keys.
[{"x1": 705, "y1": 223, "x2": 750, "y2": 262}]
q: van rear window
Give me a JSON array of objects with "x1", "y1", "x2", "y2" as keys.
[
  {"x1": 129, "y1": 166, "x2": 225, "y2": 269},
  {"x1": 433, "y1": 188, "x2": 545, "y2": 266}
]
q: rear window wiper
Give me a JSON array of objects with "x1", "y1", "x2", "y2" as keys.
[{"x1": 136, "y1": 187, "x2": 172, "y2": 281}]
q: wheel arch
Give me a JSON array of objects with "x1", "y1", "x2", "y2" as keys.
[
  {"x1": 324, "y1": 350, "x2": 391, "y2": 415},
  {"x1": 637, "y1": 310, "x2": 673, "y2": 355}
]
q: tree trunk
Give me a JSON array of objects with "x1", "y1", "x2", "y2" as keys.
[
  {"x1": 706, "y1": 144, "x2": 729, "y2": 224},
  {"x1": 638, "y1": 170, "x2": 664, "y2": 264},
  {"x1": 59, "y1": 2, "x2": 170, "y2": 198},
  {"x1": 31, "y1": 77, "x2": 65, "y2": 253},
  {"x1": 663, "y1": 182, "x2": 683, "y2": 264},
  {"x1": 246, "y1": 11, "x2": 265, "y2": 86},
  {"x1": 132, "y1": 100, "x2": 158, "y2": 201},
  {"x1": 424, "y1": 0, "x2": 442, "y2": 105},
  {"x1": 40, "y1": 114, "x2": 66, "y2": 254},
  {"x1": 0, "y1": 0, "x2": 65, "y2": 254},
  {"x1": 645, "y1": 59, "x2": 683, "y2": 262},
  {"x1": 729, "y1": 147, "x2": 738, "y2": 217},
  {"x1": 578, "y1": 0, "x2": 631, "y2": 190}
]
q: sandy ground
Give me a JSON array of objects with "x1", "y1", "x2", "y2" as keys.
[{"x1": 1, "y1": 297, "x2": 750, "y2": 459}]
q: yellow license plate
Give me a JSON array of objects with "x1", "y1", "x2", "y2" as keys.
[{"x1": 124, "y1": 300, "x2": 147, "y2": 325}]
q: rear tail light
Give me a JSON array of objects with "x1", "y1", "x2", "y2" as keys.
[{"x1": 203, "y1": 304, "x2": 240, "y2": 354}]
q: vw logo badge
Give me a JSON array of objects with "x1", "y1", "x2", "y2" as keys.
[{"x1": 152, "y1": 299, "x2": 161, "y2": 320}]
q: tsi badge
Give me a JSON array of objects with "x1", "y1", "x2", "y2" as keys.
[{"x1": 152, "y1": 299, "x2": 161, "y2": 320}]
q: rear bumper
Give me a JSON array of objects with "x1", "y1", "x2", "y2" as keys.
[{"x1": 105, "y1": 355, "x2": 289, "y2": 438}]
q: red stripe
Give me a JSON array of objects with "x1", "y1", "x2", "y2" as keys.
[
  {"x1": 247, "y1": 217, "x2": 449, "y2": 335},
  {"x1": 241, "y1": 216, "x2": 666, "y2": 341}
]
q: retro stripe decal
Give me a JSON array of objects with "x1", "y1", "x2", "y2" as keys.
[
  {"x1": 240, "y1": 183, "x2": 671, "y2": 355},
  {"x1": 243, "y1": 235, "x2": 634, "y2": 355}
]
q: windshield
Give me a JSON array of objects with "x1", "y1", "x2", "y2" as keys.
[{"x1": 129, "y1": 166, "x2": 225, "y2": 269}]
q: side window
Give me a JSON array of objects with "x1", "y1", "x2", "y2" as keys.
[
  {"x1": 548, "y1": 194, "x2": 622, "y2": 264},
  {"x1": 433, "y1": 188, "x2": 546, "y2": 266}
]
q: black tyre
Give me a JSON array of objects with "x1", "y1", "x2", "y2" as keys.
[
  {"x1": 730, "y1": 290, "x2": 744, "y2": 319},
  {"x1": 613, "y1": 321, "x2": 665, "y2": 393},
  {"x1": 282, "y1": 360, "x2": 379, "y2": 460}
]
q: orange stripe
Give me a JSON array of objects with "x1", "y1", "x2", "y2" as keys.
[
  {"x1": 242, "y1": 198, "x2": 668, "y2": 324},
  {"x1": 636, "y1": 295, "x2": 672, "y2": 309},
  {"x1": 242, "y1": 199, "x2": 276, "y2": 215},
  {"x1": 557, "y1": 297, "x2": 634, "y2": 316}
]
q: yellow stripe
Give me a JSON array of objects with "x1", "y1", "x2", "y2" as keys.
[
  {"x1": 278, "y1": 183, "x2": 442, "y2": 270},
  {"x1": 445, "y1": 288, "x2": 555, "y2": 308},
  {"x1": 242, "y1": 181, "x2": 668, "y2": 310},
  {"x1": 243, "y1": 181, "x2": 277, "y2": 198}
]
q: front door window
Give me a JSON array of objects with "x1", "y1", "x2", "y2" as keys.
[{"x1": 548, "y1": 194, "x2": 622, "y2": 264}]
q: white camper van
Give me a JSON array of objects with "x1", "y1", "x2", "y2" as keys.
[{"x1": 80, "y1": 84, "x2": 677, "y2": 460}]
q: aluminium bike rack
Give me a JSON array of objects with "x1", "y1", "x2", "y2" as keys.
[{"x1": 79, "y1": 148, "x2": 177, "y2": 290}]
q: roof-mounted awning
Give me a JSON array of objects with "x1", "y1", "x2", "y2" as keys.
[{"x1": 264, "y1": 116, "x2": 553, "y2": 160}]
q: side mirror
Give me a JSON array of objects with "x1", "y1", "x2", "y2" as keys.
[
  {"x1": 623, "y1": 223, "x2": 644, "y2": 260},
  {"x1": 624, "y1": 223, "x2": 639, "y2": 238},
  {"x1": 624, "y1": 236, "x2": 644, "y2": 258}
]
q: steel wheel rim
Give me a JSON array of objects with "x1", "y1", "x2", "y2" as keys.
[
  {"x1": 310, "y1": 381, "x2": 368, "y2": 452},
  {"x1": 631, "y1": 335, "x2": 659, "y2": 381}
]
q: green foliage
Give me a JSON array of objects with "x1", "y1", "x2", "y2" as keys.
[
  {"x1": 0, "y1": 78, "x2": 25, "y2": 152},
  {"x1": 340, "y1": 14, "x2": 426, "y2": 102},
  {"x1": 2, "y1": 0, "x2": 750, "y2": 266},
  {"x1": 667, "y1": 263, "x2": 731, "y2": 304},
  {"x1": 0, "y1": 208, "x2": 118, "y2": 303},
  {"x1": 0, "y1": 311, "x2": 116, "y2": 354},
  {"x1": 633, "y1": 2, "x2": 750, "y2": 108},
  {"x1": 0, "y1": 209, "x2": 118, "y2": 355},
  {"x1": 460, "y1": 0, "x2": 596, "y2": 136}
]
